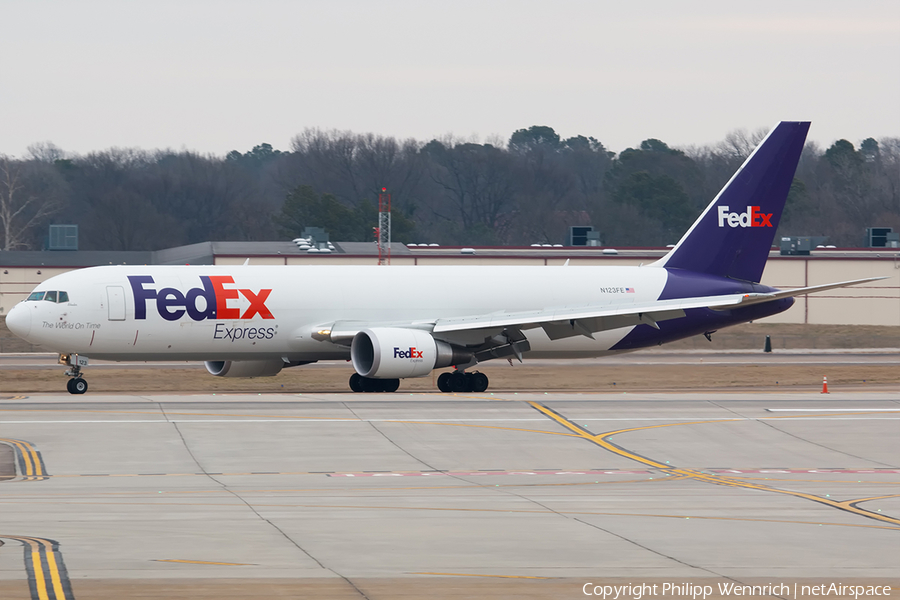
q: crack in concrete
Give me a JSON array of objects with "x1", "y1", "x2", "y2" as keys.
[{"x1": 163, "y1": 405, "x2": 371, "y2": 600}]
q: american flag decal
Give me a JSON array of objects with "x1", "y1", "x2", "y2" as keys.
[{"x1": 625, "y1": 287, "x2": 635, "y2": 293}]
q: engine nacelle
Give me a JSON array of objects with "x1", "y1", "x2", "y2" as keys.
[
  {"x1": 205, "y1": 359, "x2": 284, "y2": 378},
  {"x1": 351, "y1": 328, "x2": 471, "y2": 379}
]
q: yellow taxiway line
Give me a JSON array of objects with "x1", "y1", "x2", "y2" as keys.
[
  {"x1": 0, "y1": 536, "x2": 73, "y2": 600},
  {"x1": 527, "y1": 402, "x2": 900, "y2": 527},
  {"x1": 0, "y1": 438, "x2": 48, "y2": 481}
]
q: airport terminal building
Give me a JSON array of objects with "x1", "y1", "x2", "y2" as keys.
[{"x1": 1, "y1": 241, "x2": 899, "y2": 326}]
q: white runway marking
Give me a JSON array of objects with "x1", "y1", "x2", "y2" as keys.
[
  {"x1": 766, "y1": 408, "x2": 900, "y2": 412},
  {"x1": 2, "y1": 417, "x2": 900, "y2": 424}
]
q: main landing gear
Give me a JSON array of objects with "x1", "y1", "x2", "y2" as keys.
[
  {"x1": 349, "y1": 373, "x2": 400, "y2": 393},
  {"x1": 437, "y1": 370, "x2": 489, "y2": 393},
  {"x1": 347, "y1": 370, "x2": 490, "y2": 394},
  {"x1": 61, "y1": 353, "x2": 88, "y2": 395}
]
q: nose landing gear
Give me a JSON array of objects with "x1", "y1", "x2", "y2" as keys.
[
  {"x1": 60, "y1": 354, "x2": 89, "y2": 395},
  {"x1": 66, "y1": 377, "x2": 88, "y2": 394}
]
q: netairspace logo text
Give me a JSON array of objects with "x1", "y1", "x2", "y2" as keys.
[{"x1": 582, "y1": 582, "x2": 893, "y2": 599}]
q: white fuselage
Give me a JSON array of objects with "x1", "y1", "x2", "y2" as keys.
[{"x1": 9, "y1": 264, "x2": 669, "y2": 362}]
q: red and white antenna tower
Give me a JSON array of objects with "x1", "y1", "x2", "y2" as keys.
[{"x1": 377, "y1": 187, "x2": 391, "y2": 265}]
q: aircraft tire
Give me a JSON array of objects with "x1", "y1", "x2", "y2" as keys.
[
  {"x1": 380, "y1": 378, "x2": 400, "y2": 393},
  {"x1": 437, "y1": 372, "x2": 452, "y2": 393},
  {"x1": 349, "y1": 373, "x2": 364, "y2": 392},
  {"x1": 66, "y1": 379, "x2": 75, "y2": 394},
  {"x1": 470, "y1": 372, "x2": 489, "y2": 393},
  {"x1": 70, "y1": 377, "x2": 88, "y2": 395},
  {"x1": 450, "y1": 371, "x2": 468, "y2": 393},
  {"x1": 358, "y1": 377, "x2": 400, "y2": 393},
  {"x1": 464, "y1": 372, "x2": 475, "y2": 391}
]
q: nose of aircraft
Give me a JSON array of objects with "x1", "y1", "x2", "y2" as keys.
[{"x1": 5, "y1": 303, "x2": 32, "y2": 339}]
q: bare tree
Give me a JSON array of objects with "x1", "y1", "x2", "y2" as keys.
[
  {"x1": 422, "y1": 138, "x2": 517, "y2": 243},
  {"x1": 717, "y1": 127, "x2": 769, "y2": 162},
  {"x1": 288, "y1": 129, "x2": 425, "y2": 210},
  {"x1": 26, "y1": 141, "x2": 66, "y2": 163},
  {"x1": 876, "y1": 137, "x2": 900, "y2": 213},
  {"x1": 80, "y1": 187, "x2": 184, "y2": 251},
  {"x1": 0, "y1": 156, "x2": 65, "y2": 250}
]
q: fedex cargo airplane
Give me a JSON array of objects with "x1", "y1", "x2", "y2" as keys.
[{"x1": 3, "y1": 122, "x2": 880, "y2": 394}]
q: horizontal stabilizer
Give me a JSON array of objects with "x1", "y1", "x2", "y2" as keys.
[{"x1": 708, "y1": 277, "x2": 888, "y2": 310}]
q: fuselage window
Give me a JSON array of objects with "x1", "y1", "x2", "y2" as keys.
[
  {"x1": 58, "y1": 291, "x2": 69, "y2": 303},
  {"x1": 44, "y1": 291, "x2": 58, "y2": 303},
  {"x1": 27, "y1": 291, "x2": 45, "y2": 301}
]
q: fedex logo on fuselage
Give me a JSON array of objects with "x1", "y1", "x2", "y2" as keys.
[
  {"x1": 394, "y1": 347, "x2": 424, "y2": 359},
  {"x1": 717, "y1": 205, "x2": 773, "y2": 228},
  {"x1": 128, "y1": 275, "x2": 274, "y2": 322}
]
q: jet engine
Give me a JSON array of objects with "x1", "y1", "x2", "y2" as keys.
[
  {"x1": 205, "y1": 359, "x2": 284, "y2": 378},
  {"x1": 351, "y1": 328, "x2": 472, "y2": 379}
]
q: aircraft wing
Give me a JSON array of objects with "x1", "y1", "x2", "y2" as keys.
[
  {"x1": 433, "y1": 294, "x2": 742, "y2": 340},
  {"x1": 432, "y1": 276, "x2": 886, "y2": 341},
  {"x1": 318, "y1": 297, "x2": 712, "y2": 348},
  {"x1": 321, "y1": 277, "x2": 884, "y2": 354}
]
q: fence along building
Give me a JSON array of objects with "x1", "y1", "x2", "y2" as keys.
[{"x1": 1, "y1": 241, "x2": 899, "y2": 326}]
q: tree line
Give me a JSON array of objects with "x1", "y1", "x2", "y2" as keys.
[{"x1": 1, "y1": 126, "x2": 898, "y2": 252}]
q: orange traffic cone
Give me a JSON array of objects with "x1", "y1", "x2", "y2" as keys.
[{"x1": 821, "y1": 376, "x2": 829, "y2": 394}]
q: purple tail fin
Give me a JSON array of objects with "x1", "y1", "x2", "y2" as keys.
[{"x1": 654, "y1": 121, "x2": 810, "y2": 283}]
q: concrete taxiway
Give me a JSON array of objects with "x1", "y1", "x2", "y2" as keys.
[
  {"x1": 0, "y1": 390, "x2": 898, "y2": 599},
  {"x1": 3, "y1": 349, "x2": 900, "y2": 369}
]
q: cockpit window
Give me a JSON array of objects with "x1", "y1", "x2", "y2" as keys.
[{"x1": 26, "y1": 290, "x2": 69, "y2": 303}]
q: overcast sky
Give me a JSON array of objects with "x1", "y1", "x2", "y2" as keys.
[{"x1": 2, "y1": 1, "x2": 898, "y2": 157}]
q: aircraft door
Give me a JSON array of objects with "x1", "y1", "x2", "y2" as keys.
[{"x1": 106, "y1": 286, "x2": 126, "y2": 321}]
